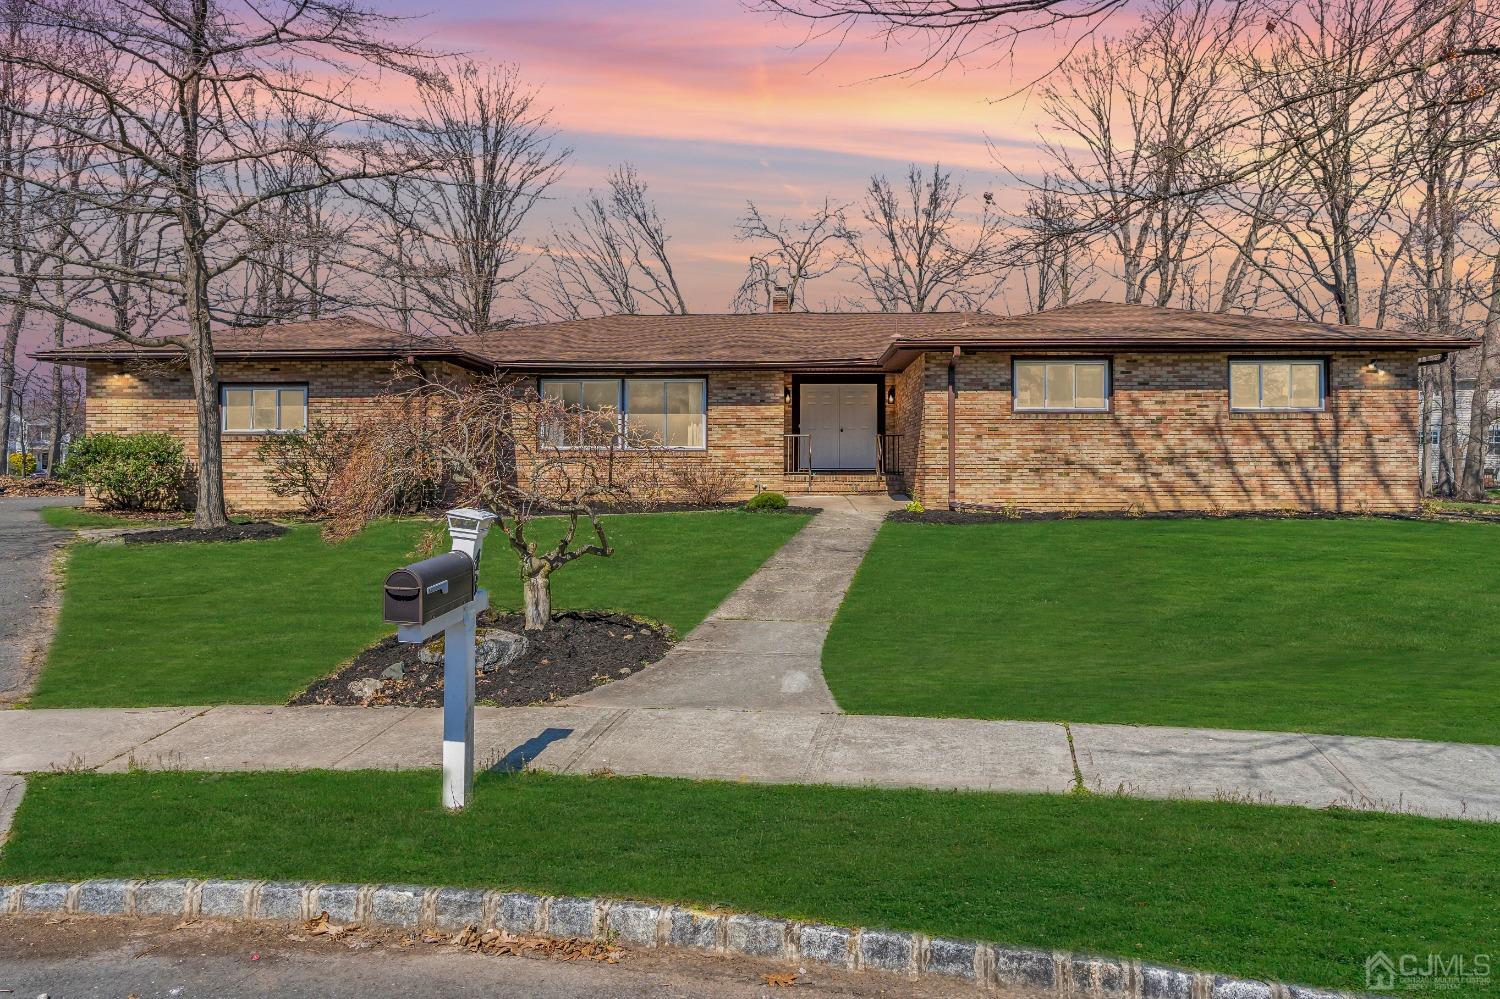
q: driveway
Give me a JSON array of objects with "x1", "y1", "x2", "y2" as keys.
[{"x1": 0, "y1": 495, "x2": 79, "y2": 699}]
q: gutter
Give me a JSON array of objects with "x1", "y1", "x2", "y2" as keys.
[{"x1": 948, "y1": 346, "x2": 960, "y2": 511}]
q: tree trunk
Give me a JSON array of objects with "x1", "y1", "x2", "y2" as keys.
[
  {"x1": 522, "y1": 571, "x2": 551, "y2": 631},
  {"x1": 46, "y1": 362, "x2": 63, "y2": 474},
  {"x1": 184, "y1": 250, "x2": 231, "y2": 528},
  {"x1": 1458, "y1": 259, "x2": 1500, "y2": 499},
  {"x1": 1436, "y1": 356, "x2": 1460, "y2": 497},
  {"x1": 0, "y1": 283, "x2": 36, "y2": 473}
]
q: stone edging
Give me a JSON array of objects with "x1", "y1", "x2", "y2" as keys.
[{"x1": 1, "y1": 879, "x2": 1364, "y2": 999}]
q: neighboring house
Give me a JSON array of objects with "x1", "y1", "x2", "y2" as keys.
[
  {"x1": 5, "y1": 410, "x2": 64, "y2": 474},
  {"x1": 1421, "y1": 348, "x2": 1500, "y2": 481},
  {"x1": 33, "y1": 300, "x2": 1470, "y2": 514}
]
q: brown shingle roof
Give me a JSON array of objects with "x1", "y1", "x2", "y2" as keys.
[
  {"x1": 34, "y1": 301, "x2": 1471, "y2": 371},
  {"x1": 31, "y1": 316, "x2": 493, "y2": 369},
  {"x1": 885, "y1": 300, "x2": 1474, "y2": 361},
  {"x1": 458, "y1": 312, "x2": 983, "y2": 370}
]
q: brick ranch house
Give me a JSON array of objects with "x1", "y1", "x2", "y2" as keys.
[{"x1": 35, "y1": 300, "x2": 1471, "y2": 514}]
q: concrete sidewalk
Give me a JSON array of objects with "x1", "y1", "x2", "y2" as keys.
[
  {"x1": 571, "y1": 494, "x2": 901, "y2": 713},
  {"x1": 2, "y1": 704, "x2": 1496, "y2": 822}
]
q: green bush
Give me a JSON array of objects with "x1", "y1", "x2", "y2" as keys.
[
  {"x1": 904, "y1": 499, "x2": 925, "y2": 514},
  {"x1": 255, "y1": 420, "x2": 355, "y2": 517},
  {"x1": 62, "y1": 433, "x2": 186, "y2": 511},
  {"x1": 7, "y1": 452, "x2": 36, "y2": 475},
  {"x1": 745, "y1": 490, "x2": 789, "y2": 511}
]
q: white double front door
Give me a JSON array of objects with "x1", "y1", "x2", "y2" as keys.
[{"x1": 799, "y1": 382, "x2": 878, "y2": 471}]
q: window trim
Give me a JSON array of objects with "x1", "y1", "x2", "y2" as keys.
[
  {"x1": 219, "y1": 382, "x2": 308, "y2": 434},
  {"x1": 1011, "y1": 357, "x2": 1113, "y2": 413},
  {"x1": 1227, "y1": 357, "x2": 1328, "y2": 413},
  {"x1": 538, "y1": 376, "x2": 709, "y2": 451}
]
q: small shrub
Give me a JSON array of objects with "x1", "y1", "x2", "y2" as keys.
[
  {"x1": 61, "y1": 433, "x2": 186, "y2": 511},
  {"x1": 255, "y1": 420, "x2": 357, "y2": 517},
  {"x1": 8, "y1": 452, "x2": 36, "y2": 475},
  {"x1": 745, "y1": 490, "x2": 789, "y2": 511},
  {"x1": 904, "y1": 499, "x2": 925, "y2": 514},
  {"x1": 667, "y1": 458, "x2": 742, "y2": 506}
]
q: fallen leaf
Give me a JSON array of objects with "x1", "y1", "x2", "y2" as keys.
[
  {"x1": 171, "y1": 919, "x2": 197, "y2": 930},
  {"x1": 764, "y1": 971, "x2": 798, "y2": 987},
  {"x1": 304, "y1": 912, "x2": 331, "y2": 936}
]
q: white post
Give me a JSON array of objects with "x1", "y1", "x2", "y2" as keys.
[
  {"x1": 442, "y1": 601, "x2": 478, "y2": 810},
  {"x1": 440, "y1": 508, "x2": 494, "y2": 812}
]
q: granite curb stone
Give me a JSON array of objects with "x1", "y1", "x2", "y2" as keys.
[{"x1": 5, "y1": 878, "x2": 1372, "y2": 998}]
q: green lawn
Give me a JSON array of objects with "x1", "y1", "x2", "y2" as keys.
[
  {"x1": 824, "y1": 519, "x2": 1500, "y2": 743},
  {"x1": 31, "y1": 511, "x2": 808, "y2": 708},
  {"x1": 3, "y1": 770, "x2": 1496, "y2": 995}
]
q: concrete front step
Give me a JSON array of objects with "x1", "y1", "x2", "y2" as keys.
[{"x1": 780, "y1": 474, "x2": 902, "y2": 495}]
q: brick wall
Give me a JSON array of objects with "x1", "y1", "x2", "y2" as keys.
[
  {"x1": 84, "y1": 349, "x2": 1425, "y2": 515},
  {"x1": 83, "y1": 361, "x2": 792, "y2": 512},
  {"x1": 904, "y1": 350, "x2": 1424, "y2": 513}
]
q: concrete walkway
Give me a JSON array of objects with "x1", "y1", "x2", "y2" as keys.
[
  {"x1": 3, "y1": 705, "x2": 1496, "y2": 822},
  {"x1": 570, "y1": 495, "x2": 902, "y2": 712},
  {"x1": 0, "y1": 495, "x2": 80, "y2": 701}
]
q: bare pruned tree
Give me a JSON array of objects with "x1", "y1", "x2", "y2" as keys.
[
  {"x1": 527, "y1": 165, "x2": 688, "y2": 319},
  {"x1": 0, "y1": 0, "x2": 437, "y2": 527},
  {"x1": 324, "y1": 374, "x2": 665, "y2": 631},
  {"x1": 840, "y1": 163, "x2": 1007, "y2": 312}
]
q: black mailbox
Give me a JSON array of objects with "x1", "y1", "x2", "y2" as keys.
[{"x1": 384, "y1": 551, "x2": 476, "y2": 626}]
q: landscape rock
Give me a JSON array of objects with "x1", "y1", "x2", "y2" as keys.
[
  {"x1": 418, "y1": 628, "x2": 528, "y2": 674},
  {"x1": 347, "y1": 677, "x2": 381, "y2": 701}
]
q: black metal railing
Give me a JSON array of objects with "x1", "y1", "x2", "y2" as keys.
[{"x1": 878, "y1": 433, "x2": 904, "y2": 475}]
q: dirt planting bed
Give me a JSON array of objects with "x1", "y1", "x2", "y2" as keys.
[
  {"x1": 292, "y1": 609, "x2": 673, "y2": 708},
  {"x1": 123, "y1": 522, "x2": 289, "y2": 544}
]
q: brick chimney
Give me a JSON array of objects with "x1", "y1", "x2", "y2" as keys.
[{"x1": 770, "y1": 285, "x2": 791, "y2": 313}]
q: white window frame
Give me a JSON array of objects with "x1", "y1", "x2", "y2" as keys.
[
  {"x1": 220, "y1": 383, "x2": 308, "y2": 434},
  {"x1": 624, "y1": 377, "x2": 708, "y2": 451},
  {"x1": 538, "y1": 377, "x2": 708, "y2": 451},
  {"x1": 1228, "y1": 359, "x2": 1326, "y2": 413},
  {"x1": 1011, "y1": 358, "x2": 1111, "y2": 413}
]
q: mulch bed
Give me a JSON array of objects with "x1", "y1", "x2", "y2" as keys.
[
  {"x1": 0, "y1": 478, "x2": 81, "y2": 498},
  {"x1": 123, "y1": 522, "x2": 289, "y2": 544},
  {"x1": 290, "y1": 609, "x2": 674, "y2": 708}
]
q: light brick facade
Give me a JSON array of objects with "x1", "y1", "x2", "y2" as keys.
[
  {"x1": 898, "y1": 349, "x2": 1423, "y2": 513},
  {"x1": 84, "y1": 347, "x2": 1426, "y2": 515}
]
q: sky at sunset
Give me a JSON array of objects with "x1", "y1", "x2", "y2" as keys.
[{"x1": 411, "y1": 0, "x2": 1067, "y2": 311}]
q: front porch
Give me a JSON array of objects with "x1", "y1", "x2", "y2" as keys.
[{"x1": 779, "y1": 374, "x2": 905, "y2": 495}]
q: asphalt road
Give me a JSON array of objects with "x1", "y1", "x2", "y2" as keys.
[
  {"x1": 0, "y1": 916, "x2": 959, "y2": 999},
  {"x1": 0, "y1": 495, "x2": 78, "y2": 699}
]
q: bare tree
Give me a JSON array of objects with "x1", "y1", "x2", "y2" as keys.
[
  {"x1": 756, "y1": 0, "x2": 1500, "y2": 84},
  {"x1": 324, "y1": 374, "x2": 664, "y2": 631},
  {"x1": 1033, "y1": 0, "x2": 1242, "y2": 308},
  {"x1": 362, "y1": 62, "x2": 568, "y2": 336},
  {"x1": 0, "y1": 0, "x2": 435, "y2": 527},
  {"x1": 839, "y1": 163, "x2": 1007, "y2": 312},
  {"x1": 1011, "y1": 180, "x2": 1096, "y2": 311},
  {"x1": 731, "y1": 199, "x2": 846, "y2": 311},
  {"x1": 527, "y1": 165, "x2": 688, "y2": 320}
]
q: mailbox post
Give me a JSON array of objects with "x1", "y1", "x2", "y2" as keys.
[{"x1": 383, "y1": 508, "x2": 496, "y2": 811}]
